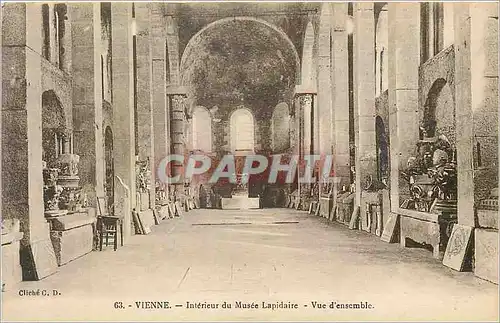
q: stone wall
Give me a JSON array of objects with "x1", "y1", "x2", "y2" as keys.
[{"x1": 419, "y1": 45, "x2": 456, "y2": 144}]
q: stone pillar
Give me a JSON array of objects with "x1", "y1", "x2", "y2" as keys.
[
  {"x1": 2, "y1": 3, "x2": 57, "y2": 280},
  {"x1": 289, "y1": 99, "x2": 297, "y2": 153},
  {"x1": 69, "y1": 3, "x2": 105, "y2": 210},
  {"x1": 353, "y1": 2, "x2": 377, "y2": 206},
  {"x1": 317, "y1": 3, "x2": 333, "y2": 156},
  {"x1": 166, "y1": 86, "x2": 188, "y2": 200},
  {"x1": 48, "y1": 3, "x2": 57, "y2": 65},
  {"x1": 165, "y1": 13, "x2": 180, "y2": 84},
  {"x1": 450, "y1": 3, "x2": 498, "y2": 276},
  {"x1": 111, "y1": 3, "x2": 135, "y2": 239},
  {"x1": 387, "y1": 3, "x2": 421, "y2": 212},
  {"x1": 295, "y1": 88, "x2": 317, "y2": 201},
  {"x1": 61, "y1": 9, "x2": 72, "y2": 73},
  {"x1": 0, "y1": 1, "x2": 3, "y2": 222},
  {"x1": 151, "y1": 6, "x2": 168, "y2": 198},
  {"x1": 135, "y1": 3, "x2": 155, "y2": 209},
  {"x1": 454, "y1": 3, "x2": 498, "y2": 226},
  {"x1": 332, "y1": 3, "x2": 351, "y2": 190}
]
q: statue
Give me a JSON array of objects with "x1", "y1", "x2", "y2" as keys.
[{"x1": 401, "y1": 133, "x2": 457, "y2": 212}]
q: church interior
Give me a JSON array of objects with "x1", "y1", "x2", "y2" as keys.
[{"x1": 1, "y1": 2, "x2": 498, "y2": 309}]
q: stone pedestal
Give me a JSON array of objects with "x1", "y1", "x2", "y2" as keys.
[{"x1": 221, "y1": 196, "x2": 260, "y2": 210}]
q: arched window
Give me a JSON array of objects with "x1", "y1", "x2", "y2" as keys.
[
  {"x1": 230, "y1": 108, "x2": 254, "y2": 152},
  {"x1": 192, "y1": 106, "x2": 212, "y2": 152},
  {"x1": 271, "y1": 103, "x2": 290, "y2": 152}
]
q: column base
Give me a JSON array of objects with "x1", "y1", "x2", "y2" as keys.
[{"x1": 20, "y1": 237, "x2": 58, "y2": 281}]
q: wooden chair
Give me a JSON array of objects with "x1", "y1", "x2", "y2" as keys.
[{"x1": 96, "y1": 197, "x2": 123, "y2": 251}]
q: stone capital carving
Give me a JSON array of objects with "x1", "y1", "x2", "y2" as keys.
[
  {"x1": 298, "y1": 94, "x2": 313, "y2": 107},
  {"x1": 171, "y1": 94, "x2": 187, "y2": 105}
]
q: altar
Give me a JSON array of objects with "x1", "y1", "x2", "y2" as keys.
[{"x1": 221, "y1": 173, "x2": 260, "y2": 210}]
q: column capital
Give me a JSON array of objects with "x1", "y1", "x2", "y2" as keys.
[
  {"x1": 294, "y1": 84, "x2": 317, "y2": 97},
  {"x1": 297, "y1": 94, "x2": 313, "y2": 106},
  {"x1": 166, "y1": 85, "x2": 188, "y2": 96}
]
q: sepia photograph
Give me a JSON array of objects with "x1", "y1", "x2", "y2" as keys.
[{"x1": 0, "y1": 1, "x2": 499, "y2": 322}]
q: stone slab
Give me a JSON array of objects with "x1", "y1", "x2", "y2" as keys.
[
  {"x1": 381, "y1": 213, "x2": 399, "y2": 243},
  {"x1": 140, "y1": 192, "x2": 150, "y2": 211},
  {"x1": 157, "y1": 205, "x2": 169, "y2": 220},
  {"x1": 48, "y1": 214, "x2": 96, "y2": 231},
  {"x1": 348, "y1": 206, "x2": 360, "y2": 230},
  {"x1": 221, "y1": 197, "x2": 260, "y2": 210},
  {"x1": 442, "y1": 224, "x2": 473, "y2": 271},
  {"x1": 477, "y1": 209, "x2": 498, "y2": 230},
  {"x1": 50, "y1": 225, "x2": 93, "y2": 266},
  {"x1": 1, "y1": 240, "x2": 23, "y2": 290},
  {"x1": 138, "y1": 209, "x2": 155, "y2": 234},
  {"x1": 474, "y1": 228, "x2": 498, "y2": 284}
]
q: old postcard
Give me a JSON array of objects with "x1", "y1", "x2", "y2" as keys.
[{"x1": 1, "y1": 1, "x2": 499, "y2": 322}]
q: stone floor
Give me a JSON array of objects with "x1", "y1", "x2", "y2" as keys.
[{"x1": 2, "y1": 209, "x2": 498, "y2": 322}]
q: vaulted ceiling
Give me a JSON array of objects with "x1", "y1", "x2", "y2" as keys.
[{"x1": 164, "y1": 3, "x2": 320, "y2": 117}]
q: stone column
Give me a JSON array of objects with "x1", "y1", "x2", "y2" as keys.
[
  {"x1": 387, "y1": 3, "x2": 421, "y2": 212},
  {"x1": 0, "y1": 2, "x2": 3, "y2": 222},
  {"x1": 111, "y1": 2, "x2": 135, "y2": 239},
  {"x1": 295, "y1": 88, "x2": 317, "y2": 202},
  {"x1": 69, "y1": 3, "x2": 105, "y2": 209},
  {"x1": 61, "y1": 8, "x2": 72, "y2": 73},
  {"x1": 317, "y1": 3, "x2": 333, "y2": 156},
  {"x1": 332, "y1": 3, "x2": 351, "y2": 190},
  {"x1": 454, "y1": 3, "x2": 498, "y2": 226},
  {"x1": 2, "y1": 3, "x2": 58, "y2": 279},
  {"x1": 166, "y1": 86, "x2": 188, "y2": 200},
  {"x1": 151, "y1": 5, "x2": 168, "y2": 198},
  {"x1": 353, "y1": 2, "x2": 377, "y2": 207},
  {"x1": 450, "y1": 3, "x2": 498, "y2": 276},
  {"x1": 135, "y1": 3, "x2": 155, "y2": 210},
  {"x1": 48, "y1": 3, "x2": 57, "y2": 65}
]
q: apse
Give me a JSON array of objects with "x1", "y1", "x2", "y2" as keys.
[{"x1": 180, "y1": 18, "x2": 298, "y2": 115}]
